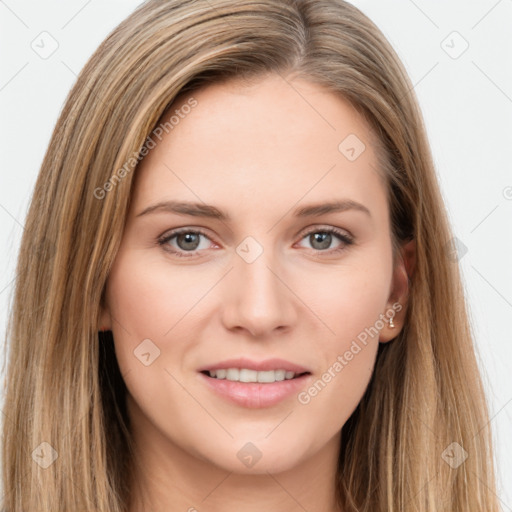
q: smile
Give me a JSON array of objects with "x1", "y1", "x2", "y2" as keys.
[
  {"x1": 203, "y1": 368, "x2": 308, "y2": 383},
  {"x1": 198, "y1": 370, "x2": 312, "y2": 409}
]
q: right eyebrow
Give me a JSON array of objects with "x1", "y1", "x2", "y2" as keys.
[{"x1": 136, "y1": 200, "x2": 229, "y2": 220}]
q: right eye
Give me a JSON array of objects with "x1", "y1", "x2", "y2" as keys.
[{"x1": 157, "y1": 228, "x2": 216, "y2": 258}]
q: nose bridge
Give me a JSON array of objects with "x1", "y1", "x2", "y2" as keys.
[{"x1": 221, "y1": 236, "x2": 296, "y2": 336}]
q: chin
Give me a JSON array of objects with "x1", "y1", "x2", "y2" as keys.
[{"x1": 200, "y1": 438, "x2": 307, "y2": 475}]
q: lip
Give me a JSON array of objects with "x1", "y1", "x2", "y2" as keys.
[
  {"x1": 198, "y1": 371, "x2": 313, "y2": 409},
  {"x1": 198, "y1": 357, "x2": 311, "y2": 374}
]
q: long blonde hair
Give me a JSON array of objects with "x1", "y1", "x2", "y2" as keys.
[{"x1": 1, "y1": 0, "x2": 501, "y2": 510}]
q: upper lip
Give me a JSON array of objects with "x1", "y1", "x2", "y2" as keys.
[{"x1": 198, "y1": 357, "x2": 311, "y2": 374}]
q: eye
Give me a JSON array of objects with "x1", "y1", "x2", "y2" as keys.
[
  {"x1": 157, "y1": 228, "x2": 214, "y2": 258},
  {"x1": 296, "y1": 226, "x2": 354, "y2": 255}
]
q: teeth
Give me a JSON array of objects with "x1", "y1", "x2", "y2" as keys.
[
  {"x1": 240, "y1": 369, "x2": 258, "y2": 382},
  {"x1": 207, "y1": 368, "x2": 299, "y2": 383},
  {"x1": 226, "y1": 368, "x2": 239, "y2": 380}
]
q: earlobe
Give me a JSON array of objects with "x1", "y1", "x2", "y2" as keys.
[{"x1": 380, "y1": 238, "x2": 416, "y2": 343}]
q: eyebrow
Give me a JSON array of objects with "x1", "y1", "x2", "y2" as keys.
[{"x1": 136, "y1": 199, "x2": 371, "y2": 220}]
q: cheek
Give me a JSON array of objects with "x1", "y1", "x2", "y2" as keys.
[
  {"x1": 105, "y1": 251, "x2": 207, "y2": 382},
  {"x1": 293, "y1": 250, "x2": 391, "y2": 422},
  {"x1": 332, "y1": 272, "x2": 389, "y2": 346},
  {"x1": 300, "y1": 252, "x2": 391, "y2": 353},
  {"x1": 106, "y1": 252, "x2": 210, "y2": 340},
  {"x1": 104, "y1": 253, "x2": 208, "y2": 431}
]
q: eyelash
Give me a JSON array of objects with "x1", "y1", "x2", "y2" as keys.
[{"x1": 157, "y1": 226, "x2": 354, "y2": 259}]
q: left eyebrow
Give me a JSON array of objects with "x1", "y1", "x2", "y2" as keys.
[
  {"x1": 135, "y1": 198, "x2": 371, "y2": 220},
  {"x1": 293, "y1": 199, "x2": 372, "y2": 219}
]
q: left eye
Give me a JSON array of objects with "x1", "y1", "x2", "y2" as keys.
[
  {"x1": 296, "y1": 227, "x2": 354, "y2": 253},
  {"x1": 157, "y1": 226, "x2": 354, "y2": 258}
]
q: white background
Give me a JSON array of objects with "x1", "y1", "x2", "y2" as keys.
[{"x1": 0, "y1": 0, "x2": 511, "y2": 508}]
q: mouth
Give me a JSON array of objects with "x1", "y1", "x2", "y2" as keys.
[
  {"x1": 200, "y1": 368, "x2": 310, "y2": 383},
  {"x1": 197, "y1": 360, "x2": 313, "y2": 408}
]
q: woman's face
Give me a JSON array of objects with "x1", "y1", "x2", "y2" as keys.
[{"x1": 102, "y1": 74, "x2": 410, "y2": 475}]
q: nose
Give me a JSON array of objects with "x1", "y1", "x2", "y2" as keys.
[{"x1": 221, "y1": 248, "x2": 298, "y2": 338}]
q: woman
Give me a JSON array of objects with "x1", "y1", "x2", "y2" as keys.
[{"x1": 1, "y1": 0, "x2": 501, "y2": 510}]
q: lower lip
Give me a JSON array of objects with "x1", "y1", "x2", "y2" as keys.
[{"x1": 199, "y1": 372, "x2": 312, "y2": 409}]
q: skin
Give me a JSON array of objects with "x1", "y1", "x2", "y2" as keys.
[{"x1": 100, "y1": 73, "x2": 415, "y2": 512}]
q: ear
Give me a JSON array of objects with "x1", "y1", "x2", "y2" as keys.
[{"x1": 379, "y1": 238, "x2": 416, "y2": 343}]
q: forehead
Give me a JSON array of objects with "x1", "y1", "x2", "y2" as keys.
[{"x1": 131, "y1": 74, "x2": 386, "y2": 221}]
